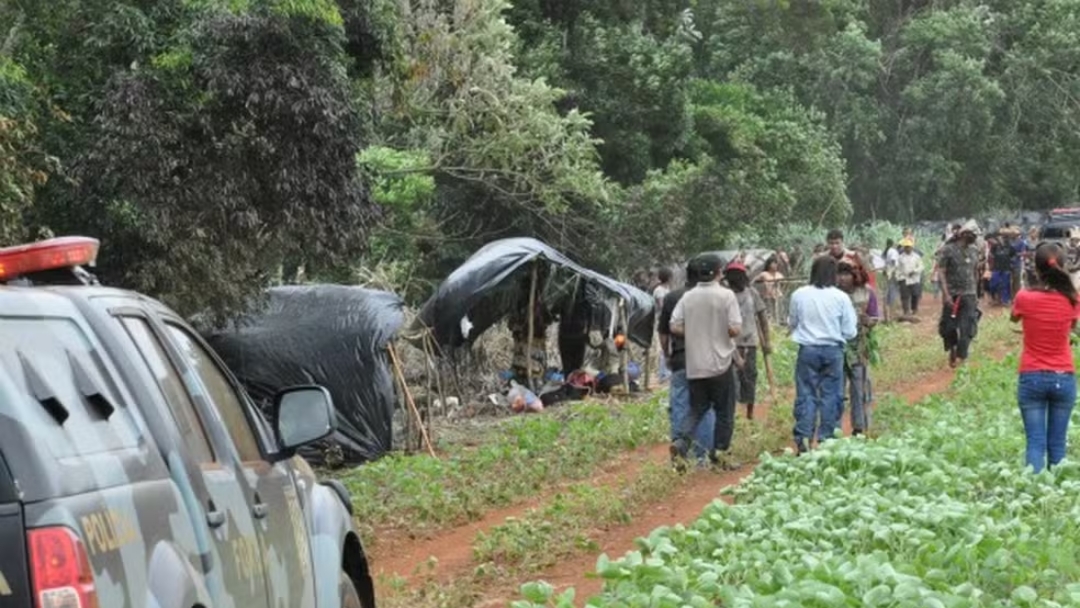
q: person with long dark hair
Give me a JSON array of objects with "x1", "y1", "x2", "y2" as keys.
[
  {"x1": 787, "y1": 255, "x2": 858, "y2": 453},
  {"x1": 1010, "y1": 242, "x2": 1080, "y2": 472}
]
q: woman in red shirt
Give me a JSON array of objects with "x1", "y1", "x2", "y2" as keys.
[{"x1": 1010, "y1": 242, "x2": 1079, "y2": 472}]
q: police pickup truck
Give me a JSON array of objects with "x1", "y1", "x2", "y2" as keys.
[{"x1": 0, "y1": 237, "x2": 375, "y2": 608}]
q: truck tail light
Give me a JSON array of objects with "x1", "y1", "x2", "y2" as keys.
[
  {"x1": 28, "y1": 527, "x2": 100, "y2": 608},
  {"x1": 0, "y1": 237, "x2": 100, "y2": 282}
]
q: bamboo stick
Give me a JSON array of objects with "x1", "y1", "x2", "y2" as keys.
[
  {"x1": 619, "y1": 299, "x2": 629, "y2": 394},
  {"x1": 526, "y1": 261, "x2": 538, "y2": 391},
  {"x1": 387, "y1": 344, "x2": 436, "y2": 458},
  {"x1": 429, "y1": 332, "x2": 466, "y2": 415},
  {"x1": 423, "y1": 335, "x2": 446, "y2": 440},
  {"x1": 388, "y1": 343, "x2": 415, "y2": 451},
  {"x1": 644, "y1": 337, "x2": 652, "y2": 391}
]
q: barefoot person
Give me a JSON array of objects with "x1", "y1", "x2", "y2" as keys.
[
  {"x1": 787, "y1": 255, "x2": 858, "y2": 453},
  {"x1": 670, "y1": 253, "x2": 743, "y2": 470},
  {"x1": 1011, "y1": 242, "x2": 1080, "y2": 473}
]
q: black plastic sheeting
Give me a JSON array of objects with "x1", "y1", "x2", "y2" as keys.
[
  {"x1": 205, "y1": 285, "x2": 405, "y2": 464},
  {"x1": 415, "y1": 237, "x2": 656, "y2": 350}
]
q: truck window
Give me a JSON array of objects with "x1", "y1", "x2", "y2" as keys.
[
  {"x1": 119, "y1": 317, "x2": 215, "y2": 463},
  {"x1": 0, "y1": 316, "x2": 140, "y2": 456},
  {"x1": 165, "y1": 325, "x2": 263, "y2": 462}
]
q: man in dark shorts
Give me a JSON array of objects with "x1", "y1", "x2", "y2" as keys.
[{"x1": 724, "y1": 260, "x2": 772, "y2": 420}]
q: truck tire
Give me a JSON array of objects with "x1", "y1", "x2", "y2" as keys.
[{"x1": 340, "y1": 570, "x2": 365, "y2": 608}]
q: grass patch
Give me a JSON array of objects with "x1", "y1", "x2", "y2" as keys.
[
  {"x1": 340, "y1": 397, "x2": 669, "y2": 542},
  {"x1": 472, "y1": 462, "x2": 675, "y2": 576},
  {"x1": 374, "y1": 571, "x2": 484, "y2": 608}
]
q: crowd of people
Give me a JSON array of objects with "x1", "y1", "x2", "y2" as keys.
[{"x1": 653, "y1": 223, "x2": 1078, "y2": 473}]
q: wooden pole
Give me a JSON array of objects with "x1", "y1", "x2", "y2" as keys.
[
  {"x1": 619, "y1": 299, "x2": 630, "y2": 394},
  {"x1": 430, "y1": 333, "x2": 466, "y2": 416},
  {"x1": 387, "y1": 344, "x2": 436, "y2": 458},
  {"x1": 388, "y1": 343, "x2": 415, "y2": 451},
  {"x1": 643, "y1": 337, "x2": 652, "y2": 391},
  {"x1": 424, "y1": 335, "x2": 447, "y2": 429},
  {"x1": 526, "y1": 261, "x2": 538, "y2": 391}
]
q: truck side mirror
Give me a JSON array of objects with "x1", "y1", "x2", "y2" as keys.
[{"x1": 272, "y1": 386, "x2": 336, "y2": 459}]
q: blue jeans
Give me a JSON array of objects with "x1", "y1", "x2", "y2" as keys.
[
  {"x1": 990, "y1": 270, "x2": 1012, "y2": 304},
  {"x1": 793, "y1": 344, "x2": 845, "y2": 447},
  {"x1": 886, "y1": 280, "x2": 900, "y2": 307},
  {"x1": 1018, "y1": 371, "x2": 1076, "y2": 472},
  {"x1": 670, "y1": 370, "x2": 715, "y2": 463}
]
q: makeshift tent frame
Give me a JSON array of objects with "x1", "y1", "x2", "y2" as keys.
[
  {"x1": 410, "y1": 237, "x2": 656, "y2": 390},
  {"x1": 204, "y1": 285, "x2": 444, "y2": 464}
]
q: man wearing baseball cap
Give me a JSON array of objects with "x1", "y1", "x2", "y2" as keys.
[
  {"x1": 657, "y1": 259, "x2": 717, "y2": 466},
  {"x1": 938, "y1": 220, "x2": 983, "y2": 367},
  {"x1": 670, "y1": 253, "x2": 743, "y2": 470}
]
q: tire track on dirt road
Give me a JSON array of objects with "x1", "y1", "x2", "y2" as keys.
[{"x1": 368, "y1": 441, "x2": 670, "y2": 586}]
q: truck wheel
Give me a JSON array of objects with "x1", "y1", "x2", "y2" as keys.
[{"x1": 340, "y1": 571, "x2": 365, "y2": 608}]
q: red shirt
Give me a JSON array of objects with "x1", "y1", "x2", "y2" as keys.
[{"x1": 1012, "y1": 289, "x2": 1080, "y2": 373}]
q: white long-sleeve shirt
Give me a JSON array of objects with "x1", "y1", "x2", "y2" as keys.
[{"x1": 897, "y1": 252, "x2": 924, "y2": 285}]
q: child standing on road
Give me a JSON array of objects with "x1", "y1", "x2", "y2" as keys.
[{"x1": 1011, "y1": 242, "x2": 1080, "y2": 473}]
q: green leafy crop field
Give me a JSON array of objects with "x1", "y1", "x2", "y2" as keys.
[{"x1": 516, "y1": 351, "x2": 1080, "y2": 607}]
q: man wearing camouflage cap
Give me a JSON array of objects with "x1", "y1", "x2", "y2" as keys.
[{"x1": 937, "y1": 219, "x2": 983, "y2": 368}]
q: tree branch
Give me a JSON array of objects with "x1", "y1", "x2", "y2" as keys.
[{"x1": 1, "y1": 9, "x2": 24, "y2": 58}]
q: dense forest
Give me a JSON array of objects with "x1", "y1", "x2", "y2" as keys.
[{"x1": 2, "y1": 0, "x2": 1080, "y2": 316}]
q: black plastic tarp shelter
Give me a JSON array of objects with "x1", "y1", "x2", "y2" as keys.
[
  {"x1": 205, "y1": 285, "x2": 405, "y2": 464},
  {"x1": 415, "y1": 237, "x2": 655, "y2": 350}
]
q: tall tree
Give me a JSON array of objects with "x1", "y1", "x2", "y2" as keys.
[{"x1": 30, "y1": 3, "x2": 375, "y2": 319}]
